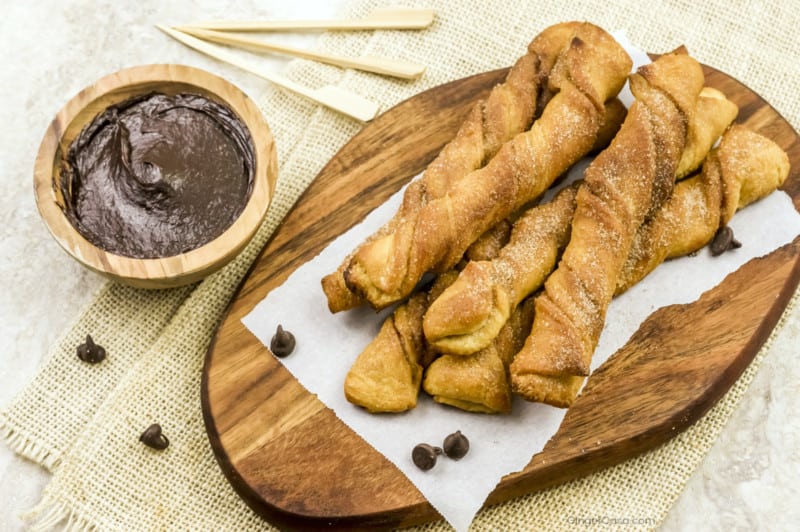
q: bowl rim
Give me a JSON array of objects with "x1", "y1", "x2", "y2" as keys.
[{"x1": 33, "y1": 64, "x2": 277, "y2": 289}]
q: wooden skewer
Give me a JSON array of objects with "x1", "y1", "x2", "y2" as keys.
[
  {"x1": 176, "y1": 26, "x2": 425, "y2": 80},
  {"x1": 156, "y1": 25, "x2": 380, "y2": 122},
  {"x1": 181, "y1": 7, "x2": 435, "y2": 32}
]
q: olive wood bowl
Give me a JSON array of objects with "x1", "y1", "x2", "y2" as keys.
[{"x1": 33, "y1": 64, "x2": 277, "y2": 289}]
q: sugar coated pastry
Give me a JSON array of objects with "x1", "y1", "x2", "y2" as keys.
[
  {"x1": 423, "y1": 297, "x2": 536, "y2": 414},
  {"x1": 321, "y1": 22, "x2": 587, "y2": 312},
  {"x1": 343, "y1": 23, "x2": 632, "y2": 309},
  {"x1": 510, "y1": 49, "x2": 705, "y2": 407},
  {"x1": 512, "y1": 123, "x2": 788, "y2": 408}
]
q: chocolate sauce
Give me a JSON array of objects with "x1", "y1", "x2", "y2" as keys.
[{"x1": 61, "y1": 92, "x2": 255, "y2": 258}]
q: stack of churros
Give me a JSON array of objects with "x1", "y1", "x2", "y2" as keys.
[{"x1": 321, "y1": 22, "x2": 790, "y2": 414}]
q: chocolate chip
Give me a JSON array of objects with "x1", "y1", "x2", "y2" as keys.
[
  {"x1": 270, "y1": 324, "x2": 296, "y2": 357},
  {"x1": 76, "y1": 334, "x2": 106, "y2": 364},
  {"x1": 139, "y1": 423, "x2": 169, "y2": 450},
  {"x1": 710, "y1": 226, "x2": 742, "y2": 256},
  {"x1": 442, "y1": 430, "x2": 469, "y2": 460},
  {"x1": 412, "y1": 443, "x2": 442, "y2": 471}
]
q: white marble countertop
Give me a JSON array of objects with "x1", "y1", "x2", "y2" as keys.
[{"x1": 1, "y1": 2, "x2": 797, "y2": 530}]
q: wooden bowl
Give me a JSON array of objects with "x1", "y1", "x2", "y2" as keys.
[{"x1": 33, "y1": 64, "x2": 277, "y2": 289}]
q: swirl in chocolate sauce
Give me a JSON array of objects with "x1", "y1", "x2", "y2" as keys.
[{"x1": 61, "y1": 92, "x2": 255, "y2": 259}]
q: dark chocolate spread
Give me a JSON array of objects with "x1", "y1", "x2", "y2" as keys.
[{"x1": 61, "y1": 92, "x2": 255, "y2": 259}]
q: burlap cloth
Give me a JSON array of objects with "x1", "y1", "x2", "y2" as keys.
[{"x1": 2, "y1": 0, "x2": 798, "y2": 530}]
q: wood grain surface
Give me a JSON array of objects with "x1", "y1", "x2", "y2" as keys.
[{"x1": 202, "y1": 64, "x2": 800, "y2": 530}]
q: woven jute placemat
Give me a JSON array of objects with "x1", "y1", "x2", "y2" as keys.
[{"x1": 2, "y1": 0, "x2": 798, "y2": 530}]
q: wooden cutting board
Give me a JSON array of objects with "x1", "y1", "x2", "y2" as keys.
[{"x1": 202, "y1": 63, "x2": 800, "y2": 530}]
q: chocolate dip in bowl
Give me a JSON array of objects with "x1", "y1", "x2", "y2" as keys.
[{"x1": 34, "y1": 64, "x2": 277, "y2": 289}]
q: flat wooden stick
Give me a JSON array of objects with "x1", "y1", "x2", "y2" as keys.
[
  {"x1": 157, "y1": 25, "x2": 380, "y2": 122},
  {"x1": 176, "y1": 26, "x2": 425, "y2": 80},
  {"x1": 181, "y1": 8, "x2": 435, "y2": 32}
]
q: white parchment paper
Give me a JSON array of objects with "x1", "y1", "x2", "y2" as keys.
[{"x1": 242, "y1": 35, "x2": 800, "y2": 531}]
